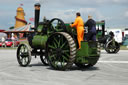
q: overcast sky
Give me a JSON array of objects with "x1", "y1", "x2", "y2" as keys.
[{"x1": 0, "y1": 0, "x2": 128, "y2": 30}]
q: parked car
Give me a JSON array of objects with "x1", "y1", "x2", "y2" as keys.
[
  {"x1": 0, "y1": 41, "x2": 2, "y2": 47},
  {"x1": 0, "y1": 41, "x2": 6, "y2": 47},
  {"x1": 5, "y1": 38, "x2": 20, "y2": 47}
]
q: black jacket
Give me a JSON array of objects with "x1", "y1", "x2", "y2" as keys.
[{"x1": 84, "y1": 19, "x2": 96, "y2": 31}]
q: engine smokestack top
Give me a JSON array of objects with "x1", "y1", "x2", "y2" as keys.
[{"x1": 34, "y1": 3, "x2": 41, "y2": 31}]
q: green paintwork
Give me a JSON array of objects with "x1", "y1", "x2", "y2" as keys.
[
  {"x1": 32, "y1": 35, "x2": 48, "y2": 49},
  {"x1": 65, "y1": 24, "x2": 72, "y2": 31},
  {"x1": 37, "y1": 24, "x2": 43, "y2": 32},
  {"x1": 64, "y1": 23, "x2": 100, "y2": 64},
  {"x1": 31, "y1": 20, "x2": 100, "y2": 66},
  {"x1": 76, "y1": 41, "x2": 100, "y2": 64},
  {"x1": 96, "y1": 21, "x2": 105, "y2": 25},
  {"x1": 65, "y1": 23, "x2": 77, "y2": 35},
  {"x1": 96, "y1": 21, "x2": 105, "y2": 39}
]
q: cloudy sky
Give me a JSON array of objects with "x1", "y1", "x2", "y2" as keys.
[{"x1": 0, "y1": 0, "x2": 128, "y2": 30}]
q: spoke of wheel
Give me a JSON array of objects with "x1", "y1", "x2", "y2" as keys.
[
  {"x1": 20, "y1": 57, "x2": 23, "y2": 63},
  {"x1": 20, "y1": 46, "x2": 24, "y2": 53},
  {"x1": 63, "y1": 50, "x2": 70, "y2": 53},
  {"x1": 61, "y1": 35, "x2": 64, "y2": 44},
  {"x1": 63, "y1": 52, "x2": 70, "y2": 58},
  {"x1": 23, "y1": 58, "x2": 27, "y2": 65},
  {"x1": 62, "y1": 60, "x2": 66, "y2": 67},
  {"x1": 60, "y1": 59, "x2": 64, "y2": 67},
  {"x1": 48, "y1": 44, "x2": 56, "y2": 49},
  {"x1": 63, "y1": 43, "x2": 69, "y2": 50},
  {"x1": 22, "y1": 46, "x2": 24, "y2": 52},
  {"x1": 23, "y1": 46, "x2": 26, "y2": 52},
  {"x1": 62, "y1": 55, "x2": 68, "y2": 62},
  {"x1": 50, "y1": 54, "x2": 58, "y2": 68},
  {"x1": 49, "y1": 54, "x2": 56, "y2": 62},
  {"x1": 21, "y1": 58, "x2": 24, "y2": 65},
  {"x1": 23, "y1": 58, "x2": 27, "y2": 64},
  {"x1": 55, "y1": 61, "x2": 59, "y2": 68},
  {"x1": 20, "y1": 48, "x2": 22, "y2": 53},
  {"x1": 59, "y1": 55, "x2": 68, "y2": 67},
  {"x1": 53, "y1": 38, "x2": 58, "y2": 48},
  {"x1": 49, "y1": 49, "x2": 56, "y2": 55},
  {"x1": 58, "y1": 37, "x2": 61, "y2": 47},
  {"x1": 53, "y1": 37, "x2": 60, "y2": 47},
  {"x1": 60, "y1": 41, "x2": 67, "y2": 48}
]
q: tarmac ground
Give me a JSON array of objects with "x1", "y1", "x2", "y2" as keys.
[{"x1": 0, "y1": 49, "x2": 128, "y2": 85}]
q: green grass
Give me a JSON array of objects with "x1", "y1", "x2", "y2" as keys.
[
  {"x1": 120, "y1": 45, "x2": 128, "y2": 50},
  {"x1": 0, "y1": 46, "x2": 23, "y2": 50}
]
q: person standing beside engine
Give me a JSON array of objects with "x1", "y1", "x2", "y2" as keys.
[
  {"x1": 84, "y1": 15, "x2": 96, "y2": 41},
  {"x1": 70, "y1": 12, "x2": 84, "y2": 49}
]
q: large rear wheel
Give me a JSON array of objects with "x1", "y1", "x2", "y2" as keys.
[{"x1": 46, "y1": 32, "x2": 76, "y2": 70}]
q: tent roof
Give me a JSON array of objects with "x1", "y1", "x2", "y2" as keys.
[{"x1": 4, "y1": 24, "x2": 34, "y2": 33}]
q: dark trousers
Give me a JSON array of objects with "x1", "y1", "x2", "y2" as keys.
[{"x1": 87, "y1": 32, "x2": 96, "y2": 41}]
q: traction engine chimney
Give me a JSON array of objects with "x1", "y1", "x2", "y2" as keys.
[{"x1": 34, "y1": 3, "x2": 41, "y2": 31}]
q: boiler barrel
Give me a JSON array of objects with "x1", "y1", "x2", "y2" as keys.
[{"x1": 32, "y1": 35, "x2": 48, "y2": 49}]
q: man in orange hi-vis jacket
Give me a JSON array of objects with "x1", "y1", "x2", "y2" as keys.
[{"x1": 70, "y1": 12, "x2": 84, "y2": 49}]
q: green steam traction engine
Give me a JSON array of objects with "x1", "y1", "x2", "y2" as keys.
[
  {"x1": 16, "y1": 3, "x2": 100, "y2": 70},
  {"x1": 96, "y1": 21, "x2": 120, "y2": 53}
]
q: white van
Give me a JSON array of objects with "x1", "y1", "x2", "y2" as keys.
[{"x1": 107, "y1": 29, "x2": 122, "y2": 43}]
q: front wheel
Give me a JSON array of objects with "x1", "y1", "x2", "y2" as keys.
[{"x1": 17, "y1": 44, "x2": 31, "y2": 67}]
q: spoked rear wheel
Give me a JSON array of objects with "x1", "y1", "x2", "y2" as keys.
[
  {"x1": 46, "y1": 32, "x2": 76, "y2": 70},
  {"x1": 105, "y1": 41, "x2": 120, "y2": 53},
  {"x1": 17, "y1": 44, "x2": 31, "y2": 67}
]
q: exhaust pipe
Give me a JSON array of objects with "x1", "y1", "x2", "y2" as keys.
[{"x1": 34, "y1": 3, "x2": 41, "y2": 31}]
